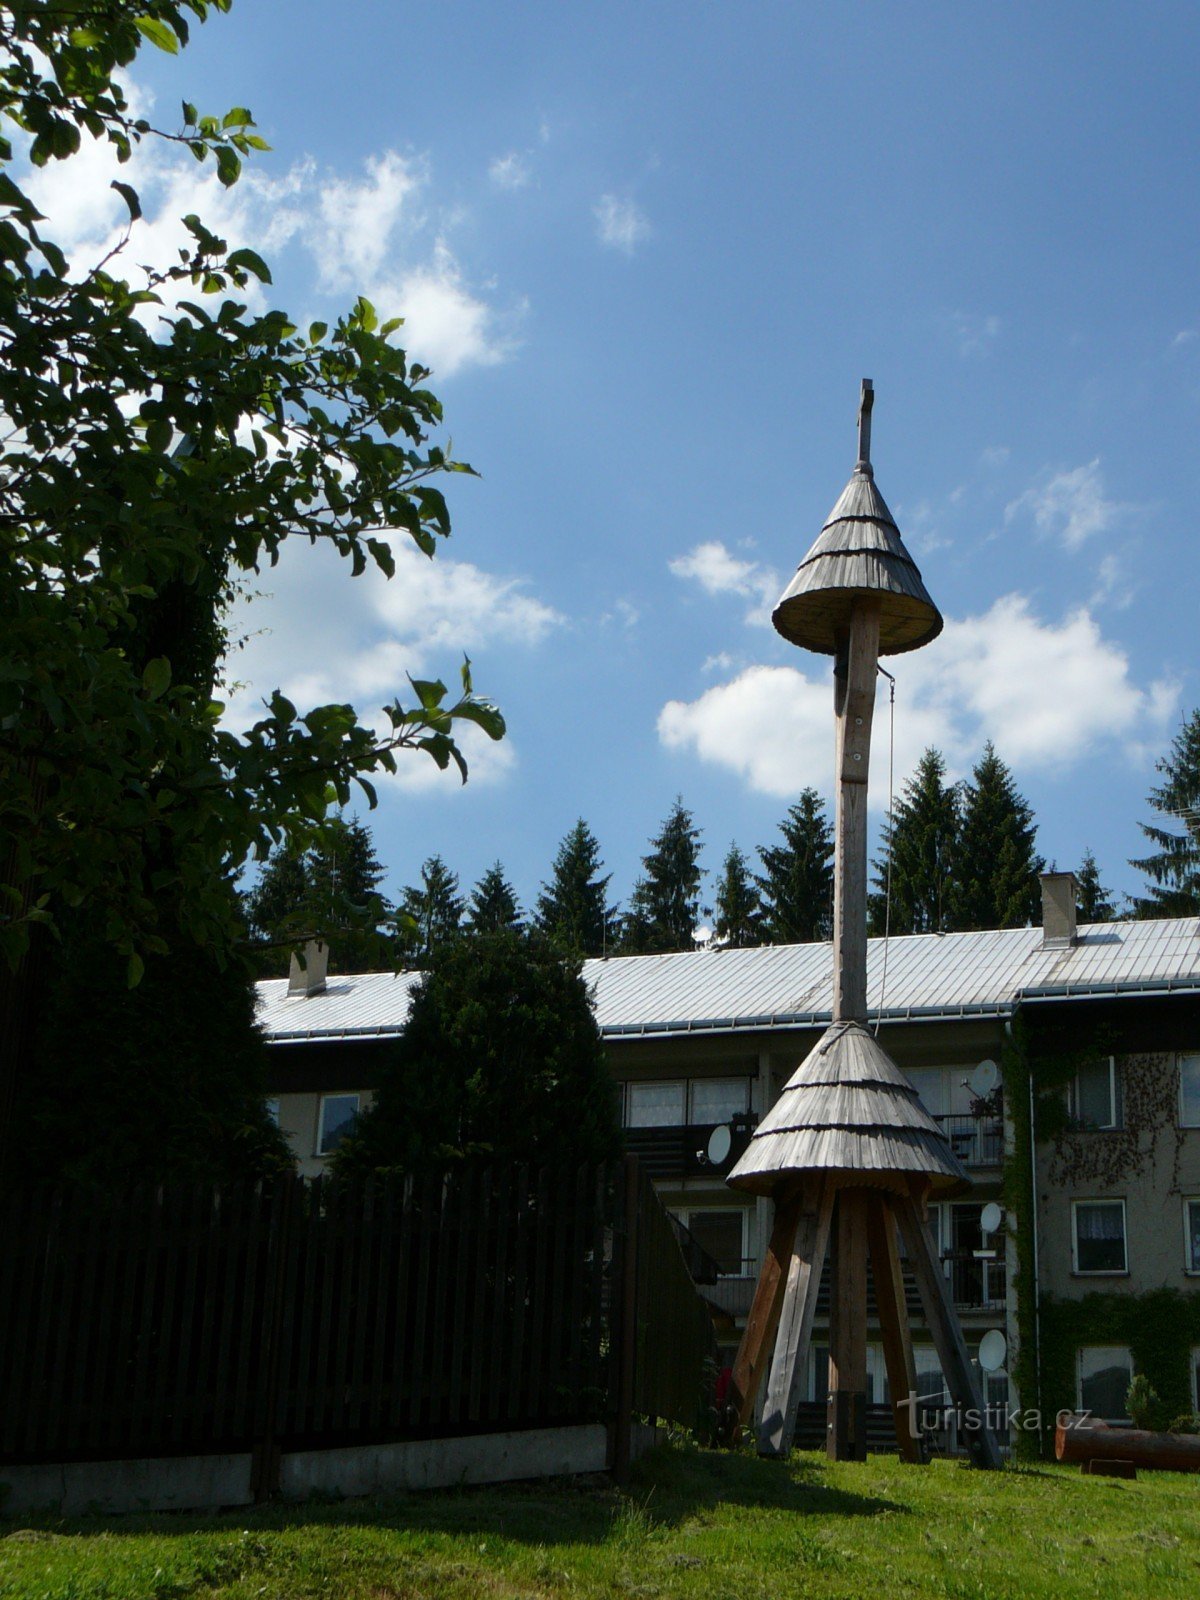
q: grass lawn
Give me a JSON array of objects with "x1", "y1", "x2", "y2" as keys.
[{"x1": 3, "y1": 1442, "x2": 1200, "y2": 1599}]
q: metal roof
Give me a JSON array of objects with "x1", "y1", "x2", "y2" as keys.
[{"x1": 257, "y1": 916, "x2": 1200, "y2": 1045}]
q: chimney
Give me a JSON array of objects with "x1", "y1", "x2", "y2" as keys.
[
  {"x1": 287, "y1": 938, "x2": 329, "y2": 997},
  {"x1": 1040, "y1": 872, "x2": 1078, "y2": 949}
]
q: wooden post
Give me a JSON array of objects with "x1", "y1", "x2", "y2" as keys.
[
  {"x1": 758, "y1": 1179, "x2": 834, "y2": 1457},
  {"x1": 725, "y1": 1184, "x2": 804, "y2": 1444},
  {"x1": 866, "y1": 1193, "x2": 924, "y2": 1463},
  {"x1": 894, "y1": 1191, "x2": 1002, "y2": 1470},
  {"x1": 612, "y1": 1153, "x2": 640, "y2": 1482},
  {"x1": 250, "y1": 1174, "x2": 296, "y2": 1503},
  {"x1": 827, "y1": 1188, "x2": 869, "y2": 1460},
  {"x1": 832, "y1": 600, "x2": 881, "y2": 1023}
]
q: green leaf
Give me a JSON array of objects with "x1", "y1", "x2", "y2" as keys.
[
  {"x1": 226, "y1": 247, "x2": 271, "y2": 283},
  {"x1": 222, "y1": 107, "x2": 254, "y2": 129},
  {"x1": 142, "y1": 657, "x2": 172, "y2": 700},
  {"x1": 455, "y1": 699, "x2": 506, "y2": 739},
  {"x1": 110, "y1": 180, "x2": 142, "y2": 222},
  {"x1": 126, "y1": 951, "x2": 145, "y2": 988},
  {"x1": 409, "y1": 677, "x2": 448, "y2": 712},
  {"x1": 366, "y1": 538, "x2": 395, "y2": 578},
  {"x1": 182, "y1": 100, "x2": 198, "y2": 126},
  {"x1": 215, "y1": 146, "x2": 241, "y2": 188},
  {"x1": 135, "y1": 16, "x2": 179, "y2": 53}
]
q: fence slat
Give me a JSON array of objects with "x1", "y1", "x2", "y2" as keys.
[
  {"x1": 506, "y1": 1166, "x2": 530, "y2": 1423},
  {"x1": 486, "y1": 1167, "x2": 511, "y2": 1424},
  {"x1": 408, "y1": 1171, "x2": 435, "y2": 1429}
]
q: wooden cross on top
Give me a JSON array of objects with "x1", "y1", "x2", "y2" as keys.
[{"x1": 856, "y1": 377, "x2": 873, "y2": 472}]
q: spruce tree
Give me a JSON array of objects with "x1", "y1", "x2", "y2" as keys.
[
  {"x1": 1130, "y1": 709, "x2": 1200, "y2": 918},
  {"x1": 333, "y1": 931, "x2": 620, "y2": 1176},
  {"x1": 1076, "y1": 850, "x2": 1116, "y2": 923},
  {"x1": 245, "y1": 816, "x2": 393, "y2": 974},
  {"x1": 624, "y1": 798, "x2": 705, "y2": 953},
  {"x1": 534, "y1": 821, "x2": 620, "y2": 955},
  {"x1": 952, "y1": 743, "x2": 1043, "y2": 930},
  {"x1": 756, "y1": 788, "x2": 835, "y2": 945},
  {"x1": 465, "y1": 862, "x2": 524, "y2": 935},
  {"x1": 398, "y1": 856, "x2": 464, "y2": 964},
  {"x1": 714, "y1": 844, "x2": 763, "y2": 948},
  {"x1": 869, "y1": 749, "x2": 960, "y2": 935}
]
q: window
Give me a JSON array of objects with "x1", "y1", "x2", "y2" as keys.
[
  {"x1": 1072, "y1": 1199, "x2": 1127, "y2": 1274},
  {"x1": 626, "y1": 1082, "x2": 685, "y2": 1127},
  {"x1": 1185, "y1": 1199, "x2": 1200, "y2": 1275},
  {"x1": 1180, "y1": 1055, "x2": 1200, "y2": 1128},
  {"x1": 317, "y1": 1093, "x2": 359, "y2": 1156},
  {"x1": 265, "y1": 1098, "x2": 281, "y2": 1127},
  {"x1": 685, "y1": 1209, "x2": 746, "y2": 1276},
  {"x1": 905, "y1": 1067, "x2": 946, "y2": 1115},
  {"x1": 1078, "y1": 1346, "x2": 1132, "y2": 1420},
  {"x1": 1071, "y1": 1058, "x2": 1120, "y2": 1129},
  {"x1": 689, "y1": 1078, "x2": 750, "y2": 1124}
]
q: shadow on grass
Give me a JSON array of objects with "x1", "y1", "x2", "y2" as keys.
[{"x1": 6, "y1": 1445, "x2": 906, "y2": 1550}]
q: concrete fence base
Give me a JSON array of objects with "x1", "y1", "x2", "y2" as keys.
[{"x1": 0, "y1": 1422, "x2": 658, "y2": 1518}]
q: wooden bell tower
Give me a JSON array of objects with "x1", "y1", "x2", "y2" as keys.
[{"x1": 724, "y1": 383, "x2": 1001, "y2": 1470}]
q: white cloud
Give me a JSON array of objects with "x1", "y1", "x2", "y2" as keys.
[
  {"x1": 600, "y1": 597, "x2": 640, "y2": 630},
  {"x1": 946, "y1": 310, "x2": 1001, "y2": 357},
  {"x1": 22, "y1": 95, "x2": 517, "y2": 377},
  {"x1": 1171, "y1": 328, "x2": 1197, "y2": 349},
  {"x1": 311, "y1": 150, "x2": 425, "y2": 289},
  {"x1": 594, "y1": 193, "x2": 649, "y2": 254},
  {"x1": 221, "y1": 535, "x2": 563, "y2": 794},
  {"x1": 702, "y1": 651, "x2": 737, "y2": 675},
  {"x1": 1005, "y1": 459, "x2": 1127, "y2": 552},
  {"x1": 659, "y1": 595, "x2": 1176, "y2": 805},
  {"x1": 489, "y1": 152, "x2": 531, "y2": 190},
  {"x1": 669, "y1": 539, "x2": 780, "y2": 625}
]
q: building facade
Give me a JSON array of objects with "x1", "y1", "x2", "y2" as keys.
[{"x1": 258, "y1": 886, "x2": 1200, "y2": 1441}]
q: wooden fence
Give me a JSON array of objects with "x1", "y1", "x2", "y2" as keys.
[{"x1": 0, "y1": 1157, "x2": 714, "y2": 1491}]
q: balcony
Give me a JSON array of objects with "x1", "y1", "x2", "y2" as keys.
[
  {"x1": 941, "y1": 1248, "x2": 1006, "y2": 1313},
  {"x1": 697, "y1": 1248, "x2": 1006, "y2": 1322},
  {"x1": 934, "y1": 1113, "x2": 1004, "y2": 1169},
  {"x1": 624, "y1": 1119, "x2": 754, "y2": 1182}
]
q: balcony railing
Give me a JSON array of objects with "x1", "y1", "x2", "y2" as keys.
[
  {"x1": 934, "y1": 1113, "x2": 1004, "y2": 1168},
  {"x1": 623, "y1": 1119, "x2": 754, "y2": 1181},
  {"x1": 696, "y1": 1250, "x2": 1006, "y2": 1320},
  {"x1": 941, "y1": 1248, "x2": 1006, "y2": 1312}
]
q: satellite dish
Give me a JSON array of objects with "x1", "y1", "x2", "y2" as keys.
[
  {"x1": 968, "y1": 1058, "x2": 999, "y2": 1098},
  {"x1": 978, "y1": 1328, "x2": 1007, "y2": 1373},
  {"x1": 706, "y1": 1124, "x2": 732, "y2": 1165},
  {"x1": 980, "y1": 1201, "x2": 1003, "y2": 1236}
]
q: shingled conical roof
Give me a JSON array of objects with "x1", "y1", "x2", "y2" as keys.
[
  {"x1": 727, "y1": 1020, "x2": 969, "y2": 1198},
  {"x1": 771, "y1": 383, "x2": 943, "y2": 657}
]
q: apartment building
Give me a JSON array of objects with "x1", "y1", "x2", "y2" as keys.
[{"x1": 257, "y1": 880, "x2": 1200, "y2": 1436}]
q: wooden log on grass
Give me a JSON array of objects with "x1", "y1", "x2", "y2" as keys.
[{"x1": 1056, "y1": 1414, "x2": 1200, "y2": 1473}]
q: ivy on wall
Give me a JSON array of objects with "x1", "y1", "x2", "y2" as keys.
[
  {"x1": 1000, "y1": 1016, "x2": 1197, "y2": 1457},
  {"x1": 1045, "y1": 1051, "x2": 1185, "y2": 1194},
  {"x1": 1039, "y1": 1289, "x2": 1200, "y2": 1428}
]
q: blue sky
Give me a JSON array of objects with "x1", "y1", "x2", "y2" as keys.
[{"x1": 34, "y1": 2, "x2": 1200, "y2": 921}]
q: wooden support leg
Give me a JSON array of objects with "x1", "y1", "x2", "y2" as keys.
[
  {"x1": 758, "y1": 1180, "x2": 834, "y2": 1458},
  {"x1": 724, "y1": 1186, "x2": 804, "y2": 1445},
  {"x1": 827, "y1": 1189, "x2": 869, "y2": 1461},
  {"x1": 894, "y1": 1194, "x2": 1002, "y2": 1471},
  {"x1": 866, "y1": 1193, "x2": 925, "y2": 1464}
]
